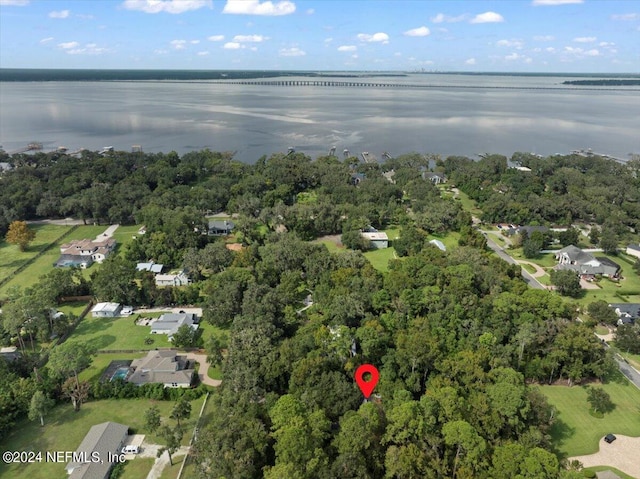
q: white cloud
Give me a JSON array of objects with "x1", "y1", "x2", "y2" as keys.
[
  {"x1": 223, "y1": 42, "x2": 242, "y2": 49},
  {"x1": 49, "y1": 10, "x2": 70, "y2": 19},
  {"x1": 207, "y1": 35, "x2": 225, "y2": 42},
  {"x1": 75, "y1": 13, "x2": 95, "y2": 19},
  {"x1": 430, "y1": 13, "x2": 467, "y2": 23},
  {"x1": 404, "y1": 26, "x2": 431, "y2": 37},
  {"x1": 337, "y1": 45, "x2": 357, "y2": 52},
  {"x1": 171, "y1": 39, "x2": 187, "y2": 50},
  {"x1": 564, "y1": 46, "x2": 600, "y2": 57},
  {"x1": 67, "y1": 45, "x2": 108, "y2": 55},
  {"x1": 233, "y1": 34, "x2": 268, "y2": 42},
  {"x1": 505, "y1": 52, "x2": 532, "y2": 62},
  {"x1": 532, "y1": 0, "x2": 583, "y2": 5},
  {"x1": 57, "y1": 42, "x2": 108, "y2": 55},
  {"x1": 470, "y1": 12, "x2": 504, "y2": 24},
  {"x1": 197, "y1": 51, "x2": 210, "y2": 56},
  {"x1": 0, "y1": 0, "x2": 29, "y2": 5},
  {"x1": 357, "y1": 32, "x2": 389, "y2": 43},
  {"x1": 306, "y1": 8, "x2": 314, "y2": 15},
  {"x1": 496, "y1": 39, "x2": 523, "y2": 49},
  {"x1": 611, "y1": 13, "x2": 639, "y2": 21},
  {"x1": 352, "y1": 54, "x2": 358, "y2": 59},
  {"x1": 546, "y1": 47, "x2": 555, "y2": 52},
  {"x1": 324, "y1": 37, "x2": 333, "y2": 44},
  {"x1": 58, "y1": 41, "x2": 80, "y2": 49},
  {"x1": 121, "y1": 0, "x2": 212, "y2": 14},
  {"x1": 279, "y1": 47, "x2": 305, "y2": 57},
  {"x1": 191, "y1": 40, "x2": 200, "y2": 44},
  {"x1": 573, "y1": 36, "x2": 596, "y2": 43},
  {"x1": 465, "y1": 58, "x2": 476, "y2": 65},
  {"x1": 533, "y1": 35, "x2": 554, "y2": 41},
  {"x1": 39, "y1": 37, "x2": 54, "y2": 44},
  {"x1": 599, "y1": 42, "x2": 615, "y2": 47},
  {"x1": 223, "y1": 0, "x2": 295, "y2": 16},
  {"x1": 394, "y1": 52, "x2": 402, "y2": 56}
]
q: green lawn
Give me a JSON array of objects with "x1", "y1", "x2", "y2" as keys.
[
  {"x1": 0, "y1": 225, "x2": 107, "y2": 297},
  {"x1": 364, "y1": 247, "x2": 397, "y2": 272},
  {"x1": 159, "y1": 454, "x2": 186, "y2": 479},
  {"x1": 120, "y1": 457, "x2": 156, "y2": 479},
  {"x1": 0, "y1": 396, "x2": 205, "y2": 479},
  {"x1": 68, "y1": 313, "x2": 172, "y2": 352},
  {"x1": 110, "y1": 225, "x2": 143, "y2": 252},
  {"x1": 520, "y1": 263, "x2": 537, "y2": 274},
  {"x1": 0, "y1": 224, "x2": 70, "y2": 283},
  {"x1": 453, "y1": 189, "x2": 483, "y2": 216},
  {"x1": 79, "y1": 351, "x2": 147, "y2": 382},
  {"x1": 539, "y1": 377, "x2": 640, "y2": 457},
  {"x1": 427, "y1": 232, "x2": 460, "y2": 251}
]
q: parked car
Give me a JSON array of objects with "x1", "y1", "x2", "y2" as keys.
[
  {"x1": 604, "y1": 434, "x2": 616, "y2": 444},
  {"x1": 121, "y1": 445, "x2": 139, "y2": 454}
]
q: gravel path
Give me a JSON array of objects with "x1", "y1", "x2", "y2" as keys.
[{"x1": 569, "y1": 435, "x2": 640, "y2": 478}]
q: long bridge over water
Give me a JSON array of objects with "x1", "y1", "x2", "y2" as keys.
[{"x1": 212, "y1": 80, "x2": 640, "y2": 92}]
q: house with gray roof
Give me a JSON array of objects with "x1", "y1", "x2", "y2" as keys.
[
  {"x1": 608, "y1": 303, "x2": 640, "y2": 325},
  {"x1": 65, "y1": 421, "x2": 128, "y2": 479},
  {"x1": 422, "y1": 171, "x2": 447, "y2": 184},
  {"x1": 128, "y1": 350, "x2": 194, "y2": 388},
  {"x1": 151, "y1": 312, "x2": 198, "y2": 339},
  {"x1": 208, "y1": 219, "x2": 235, "y2": 236},
  {"x1": 555, "y1": 245, "x2": 620, "y2": 279}
]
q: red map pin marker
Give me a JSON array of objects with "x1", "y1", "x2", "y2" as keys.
[{"x1": 355, "y1": 364, "x2": 379, "y2": 399}]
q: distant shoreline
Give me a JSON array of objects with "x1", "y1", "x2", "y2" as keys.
[{"x1": 1, "y1": 68, "x2": 639, "y2": 82}]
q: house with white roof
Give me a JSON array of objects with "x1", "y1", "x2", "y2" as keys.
[
  {"x1": 360, "y1": 228, "x2": 389, "y2": 249},
  {"x1": 136, "y1": 261, "x2": 164, "y2": 273},
  {"x1": 91, "y1": 302, "x2": 122, "y2": 318},
  {"x1": 155, "y1": 271, "x2": 190, "y2": 287}
]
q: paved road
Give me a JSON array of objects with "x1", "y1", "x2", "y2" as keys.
[
  {"x1": 615, "y1": 358, "x2": 640, "y2": 389},
  {"x1": 483, "y1": 233, "x2": 546, "y2": 290}
]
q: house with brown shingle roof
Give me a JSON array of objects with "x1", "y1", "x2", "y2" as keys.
[{"x1": 55, "y1": 238, "x2": 116, "y2": 269}]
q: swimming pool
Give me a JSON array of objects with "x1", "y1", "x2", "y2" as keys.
[{"x1": 111, "y1": 367, "x2": 129, "y2": 381}]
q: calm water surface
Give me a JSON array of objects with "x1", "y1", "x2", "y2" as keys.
[{"x1": 1, "y1": 74, "x2": 638, "y2": 162}]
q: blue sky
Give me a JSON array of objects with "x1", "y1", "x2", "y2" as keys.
[{"x1": 0, "y1": 0, "x2": 638, "y2": 72}]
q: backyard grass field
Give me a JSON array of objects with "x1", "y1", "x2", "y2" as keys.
[
  {"x1": 539, "y1": 377, "x2": 640, "y2": 457},
  {"x1": 0, "y1": 225, "x2": 107, "y2": 297},
  {"x1": 0, "y1": 396, "x2": 205, "y2": 479},
  {"x1": 364, "y1": 247, "x2": 397, "y2": 272},
  {"x1": 0, "y1": 224, "x2": 71, "y2": 284},
  {"x1": 68, "y1": 313, "x2": 173, "y2": 352}
]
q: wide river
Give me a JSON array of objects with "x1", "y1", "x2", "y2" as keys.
[{"x1": 1, "y1": 73, "x2": 639, "y2": 163}]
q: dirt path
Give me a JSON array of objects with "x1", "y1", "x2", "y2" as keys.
[
  {"x1": 185, "y1": 352, "x2": 222, "y2": 387},
  {"x1": 569, "y1": 435, "x2": 640, "y2": 478}
]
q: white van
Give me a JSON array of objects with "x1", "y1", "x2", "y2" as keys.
[{"x1": 121, "y1": 445, "x2": 139, "y2": 454}]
